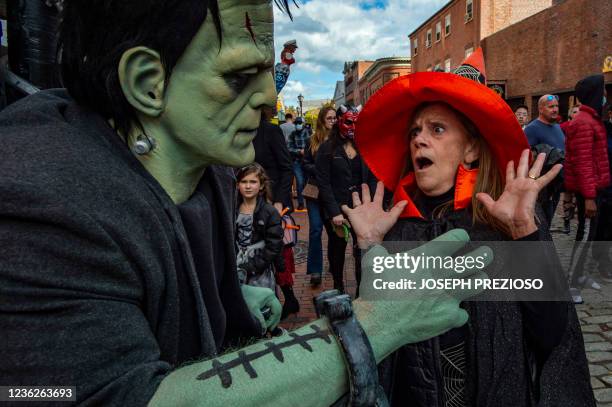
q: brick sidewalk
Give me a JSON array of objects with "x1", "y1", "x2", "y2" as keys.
[{"x1": 279, "y1": 210, "x2": 358, "y2": 330}]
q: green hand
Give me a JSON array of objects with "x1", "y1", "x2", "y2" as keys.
[
  {"x1": 241, "y1": 285, "x2": 282, "y2": 334},
  {"x1": 356, "y1": 228, "x2": 493, "y2": 361}
]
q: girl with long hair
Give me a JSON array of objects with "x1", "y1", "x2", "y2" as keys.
[{"x1": 235, "y1": 163, "x2": 299, "y2": 318}]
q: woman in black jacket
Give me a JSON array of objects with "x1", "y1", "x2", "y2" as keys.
[
  {"x1": 315, "y1": 104, "x2": 378, "y2": 294},
  {"x1": 302, "y1": 105, "x2": 336, "y2": 286},
  {"x1": 344, "y1": 70, "x2": 594, "y2": 406}
]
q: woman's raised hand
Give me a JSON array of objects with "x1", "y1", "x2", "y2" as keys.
[
  {"x1": 476, "y1": 149, "x2": 562, "y2": 239},
  {"x1": 341, "y1": 182, "x2": 407, "y2": 249}
]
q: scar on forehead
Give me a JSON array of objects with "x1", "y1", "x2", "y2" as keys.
[{"x1": 245, "y1": 12, "x2": 257, "y2": 44}]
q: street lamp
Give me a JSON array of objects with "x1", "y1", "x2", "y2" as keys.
[{"x1": 297, "y1": 94, "x2": 304, "y2": 117}]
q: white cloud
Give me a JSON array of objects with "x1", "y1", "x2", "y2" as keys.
[
  {"x1": 280, "y1": 80, "x2": 306, "y2": 105},
  {"x1": 274, "y1": 0, "x2": 448, "y2": 73},
  {"x1": 296, "y1": 61, "x2": 322, "y2": 74}
]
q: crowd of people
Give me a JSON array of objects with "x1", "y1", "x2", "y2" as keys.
[
  {"x1": 241, "y1": 61, "x2": 610, "y2": 404},
  {"x1": 247, "y1": 69, "x2": 611, "y2": 318},
  {"x1": 0, "y1": 1, "x2": 609, "y2": 404},
  {"x1": 513, "y1": 74, "x2": 612, "y2": 303}
]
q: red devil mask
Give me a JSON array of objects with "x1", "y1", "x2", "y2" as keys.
[{"x1": 338, "y1": 106, "x2": 361, "y2": 140}]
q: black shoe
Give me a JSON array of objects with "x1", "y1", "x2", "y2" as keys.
[
  {"x1": 563, "y1": 219, "x2": 571, "y2": 235},
  {"x1": 310, "y1": 273, "x2": 322, "y2": 287},
  {"x1": 333, "y1": 279, "x2": 345, "y2": 294},
  {"x1": 600, "y1": 270, "x2": 612, "y2": 283},
  {"x1": 280, "y1": 286, "x2": 300, "y2": 320}
]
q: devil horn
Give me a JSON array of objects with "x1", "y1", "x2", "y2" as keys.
[
  {"x1": 340, "y1": 105, "x2": 348, "y2": 114},
  {"x1": 355, "y1": 105, "x2": 363, "y2": 113}
]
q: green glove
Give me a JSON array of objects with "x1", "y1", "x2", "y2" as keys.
[
  {"x1": 241, "y1": 285, "x2": 282, "y2": 334},
  {"x1": 356, "y1": 228, "x2": 493, "y2": 361}
]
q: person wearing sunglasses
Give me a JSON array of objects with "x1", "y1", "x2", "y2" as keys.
[{"x1": 524, "y1": 94, "x2": 566, "y2": 227}]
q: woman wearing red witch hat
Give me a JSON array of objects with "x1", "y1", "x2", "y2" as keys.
[{"x1": 343, "y1": 51, "x2": 594, "y2": 406}]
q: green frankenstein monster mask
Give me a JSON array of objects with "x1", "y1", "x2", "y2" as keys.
[
  {"x1": 118, "y1": 0, "x2": 276, "y2": 201},
  {"x1": 59, "y1": 0, "x2": 292, "y2": 203}
]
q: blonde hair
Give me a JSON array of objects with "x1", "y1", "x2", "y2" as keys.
[
  {"x1": 310, "y1": 105, "x2": 335, "y2": 155},
  {"x1": 405, "y1": 102, "x2": 509, "y2": 236}
]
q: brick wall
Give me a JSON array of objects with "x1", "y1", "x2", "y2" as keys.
[
  {"x1": 482, "y1": 0, "x2": 612, "y2": 109},
  {"x1": 410, "y1": 0, "x2": 482, "y2": 73},
  {"x1": 410, "y1": 0, "x2": 556, "y2": 73},
  {"x1": 358, "y1": 62, "x2": 411, "y2": 104},
  {"x1": 481, "y1": 0, "x2": 552, "y2": 38}
]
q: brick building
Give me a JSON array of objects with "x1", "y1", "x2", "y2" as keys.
[
  {"x1": 357, "y1": 57, "x2": 411, "y2": 105},
  {"x1": 482, "y1": 0, "x2": 612, "y2": 119},
  {"x1": 342, "y1": 60, "x2": 373, "y2": 106},
  {"x1": 409, "y1": 0, "x2": 554, "y2": 73}
]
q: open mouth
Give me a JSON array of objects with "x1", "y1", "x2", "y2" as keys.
[{"x1": 415, "y1": 156, "x2": 434, "y2": 171}]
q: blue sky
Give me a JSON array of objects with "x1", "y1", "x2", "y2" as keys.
[{"x1": 274, "y1": 0, "x2": 448, "y2": 108}]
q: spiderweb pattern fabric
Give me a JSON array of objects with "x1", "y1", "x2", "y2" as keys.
[
  {"x1": 452, "y1": 65, "x2": 486, "y2": 84},
  {"x1": 440, "y1": 342, "x2": 467, "y2": 407}
]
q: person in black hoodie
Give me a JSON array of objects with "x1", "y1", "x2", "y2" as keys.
[
  {"x1": 253, "y1": 107, "x2": 294, "y2": 213},
  {"x1": 315, "y1": 104, "x2": 379, "y2": 294},
  {"x1": 349, "y1": 70, "x2": 594, "y2": 406}
]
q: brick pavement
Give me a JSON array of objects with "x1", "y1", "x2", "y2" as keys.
[{"x1": 280, "y1": 206, "x2": 612, "y2": 404}]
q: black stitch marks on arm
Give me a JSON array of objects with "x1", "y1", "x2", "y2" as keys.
[{"x1": 197, "y1": 325, "x2": 332, "y2": 388}]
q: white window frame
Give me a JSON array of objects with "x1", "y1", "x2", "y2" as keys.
[
  {"x1": 465, "y1": 0, "x2": 473, "y2": 22},
  {"x1": 435, "y1": 22, "x2": 441, "y2": 42},
  {"x1": 413, "y1": 38, "x2": 418, "y2": 55},
  {"x1": 426, "y1": 29, "x2": 432, "y2": 47},
  {"x1": 445, "y1": 14, "x2": 451, "y2": 35},
  {"x1": 445, "y1": 58, "x2": 451, "y2": 72},
  {"x1": 465, "y1": 47, "x2": 474, "y2": 58}
]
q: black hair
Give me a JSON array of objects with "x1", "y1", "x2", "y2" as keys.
[
  {"x1": 515, "y1": 105, "x2": 528, "y2": 112},
  {"x1": 58, "y1": 0, "x2": 295, "y2": 140},
  {"x1": 285, "y1": 113, "x2": 294, "y2": 120}
]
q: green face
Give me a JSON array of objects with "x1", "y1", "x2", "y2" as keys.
[{"x1": 159, "y1": 0, "x2": 276, "y2": 167}]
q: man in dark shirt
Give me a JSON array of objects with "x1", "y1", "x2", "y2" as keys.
[
  {"x1": 524, "y1": 94, "x2": 565, "y2": 151},
  {"x1": 525, "y1": 94, "x2": 566, "y2": 227}
]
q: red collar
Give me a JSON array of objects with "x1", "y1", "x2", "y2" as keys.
[{"x1": 394, "y1": 165, "x2": 479, "y2": 219}]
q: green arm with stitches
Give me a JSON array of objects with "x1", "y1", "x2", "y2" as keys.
[{"x1": 149, "y1": 230, "x2": 491, "y2": 407}]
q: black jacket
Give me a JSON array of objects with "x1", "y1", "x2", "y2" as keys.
[
  {"x1": 379, "y1": 209, "x2": 594, "y2": 407},
  {"x1": 0, "y1": 90, "x2": 260, "y2": 406},
  {"x1": 303, "y1": 141, "x2": 318, "y2": 186},
  {"x1": 253, "y1": 121, "x2": 293, "y2": 209},
  {"x1": 235, "y1": 197, "x2": 285, "y2": 276},
  {"x1": 315, "y1": 139, "x2": 378, "y2": 219}
]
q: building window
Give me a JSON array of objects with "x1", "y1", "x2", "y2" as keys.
[
  {"x1": 465, "y1": 0, "x2": 473, "y2": 22},
  {"x1": 426, "y1": 29, "x2": 432, "y2": 47},
  {"x1": 445, "y1": 58, "x2": 451, "y2": 72},
  {"x1": 465, "y1": 47, "x2": 474, "y2": 58},
  {"x1": 445, "y1": 14, "x2": 451, "y2": 35},
  {"x1": 413, "y1": 38, "x2": 418, "y2": 55},
  {"x1": 435, "y1": 22, "x2": 441, "y2": 42}
]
